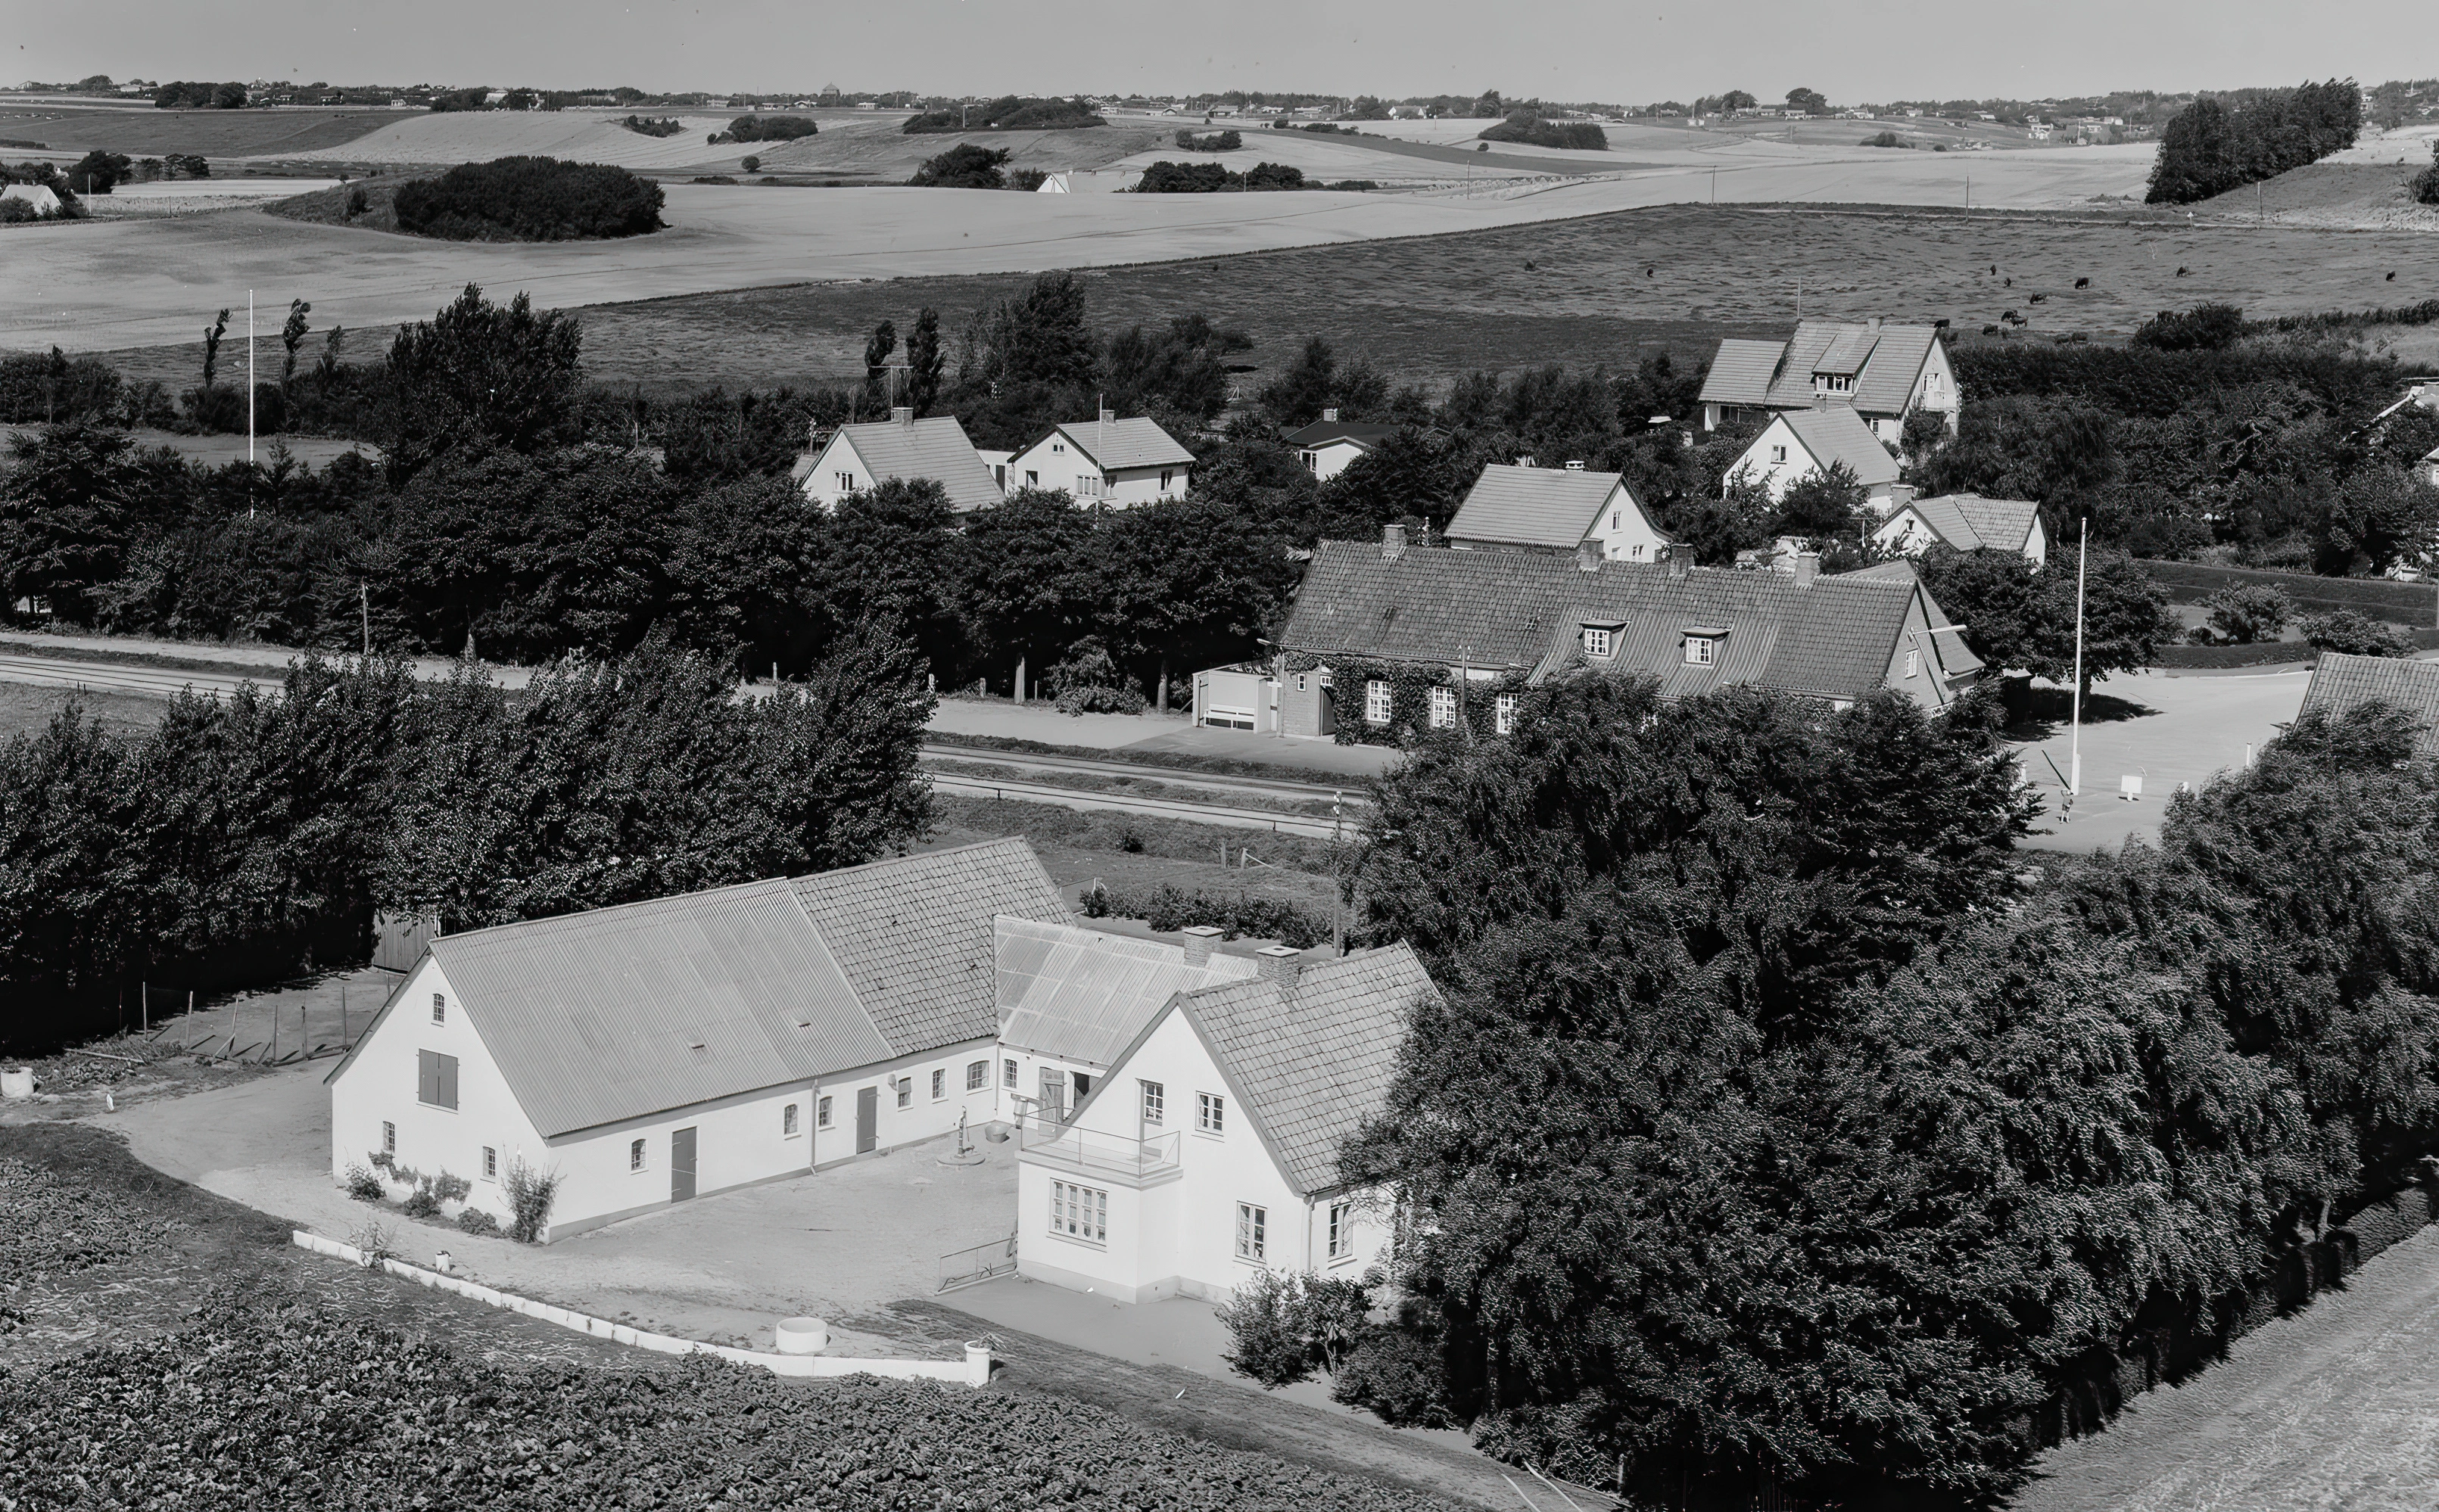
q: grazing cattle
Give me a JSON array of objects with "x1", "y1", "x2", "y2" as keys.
[
  {"x1": 1982, "y1": 323, "x2": 2001, "y2": 335},
  {"x1": 2074, "y1": 277, "x2": 2091, "y2": 288},
  {"x1": 2176, "y1": 266, "x2": 2190, "y2": 276},
  {"x1": 2004, "y1": 276, "x2": 2013, "y2": 287},
  {"x1": 1646, "y1": 265, "x2": 1656, "y2": 278},
  {"x1": 1989, "y1": 264, "x2": 1997, "y2": 275},
  {"x1": 1525, "y1": 260, "x2": 1536, "y2": 269},
  {"x1": 2389, "y1": 271, "x2": 2399, "y2": 282},
  {"x1": 2029, "y1": 292, "x2": 2049, "y2": 303},
  {"x1": 2001, "y1": 310, "x2": 2026, "y2": 325}
]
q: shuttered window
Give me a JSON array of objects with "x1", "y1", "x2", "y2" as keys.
[{"x1": 416, "y1": 1050, "x2": 458, "y2": 1109}]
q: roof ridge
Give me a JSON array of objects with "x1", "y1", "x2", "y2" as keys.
[{"x1": 431, "y1": 873, "x2": 797, "y2": 947}]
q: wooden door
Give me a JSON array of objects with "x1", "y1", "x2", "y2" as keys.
[
  {"x1": 855, "y1": 1085, "x2": 878, "y2": 1153},
  {"x1": 1039, "y1": 1067, "x2": 1067, "y2": 1125},
  {"x1": 670, "y1": 1126, "x2": 696, "y2": 1202}
]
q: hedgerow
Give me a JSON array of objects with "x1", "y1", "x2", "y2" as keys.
[
  {"x1": 393, "y1": 156, "x2": 665, "y2": 242},
  {"x1": 1081, "y1": 881, "x2": 1332, "y2": 947},
  {"x1": 0, "y1": 1298, "x2": 1456, "y2": 1512}
]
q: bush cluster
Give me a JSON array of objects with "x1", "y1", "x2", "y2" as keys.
[
  {"x1": 2145, "y1": 79, "x2": 2362, "y2": 204},
  {"x1": 1478, "y1": 113, "x2": 1608, "y2": 150},
  {"x1": 712, "y1": 114, "x2": 818, "y2": 143},
  {"x1": 909, "y1": 143, "x2": 1013, "y2": 188},
  {"x1": 393, "y1": 156, "x2": 665, "y2": 241},
  {"x1": 621, "y1": 115, "x2": 683, "y2": 137},
  {"x1": 903, "y1": 95, "x2": 1104, "y2": 133},
  {"x1": 151, "y1": 81, "x2": 246, "y2": 109},
  {"x1": 1079, "y1": 882, "x2": 1331, "y2": 948},
  {"x1": 2303, "y1": 607, "x2": 2416, "y2": 656},
  {"x1": 1134, "y1": 159, "x2": 1307, "y2": 193},
  {"x1": 1175, "y1": 129, "x2": 1241, "y2": 151}
]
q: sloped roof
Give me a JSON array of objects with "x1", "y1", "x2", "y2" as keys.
[
  {"x1": 1176, "y1": 945, "x2": 1438, "y2": 1195},
  {"x1": 822, "y1": 415, "x2": 1004, "y2": 513},
  {"x1": 1283, "y1": 419, "x2": 1400, "y2": 450},
  {"x1": 1698, "y1": 339, "x2": 1788, "y2": 407},
  {"x1": 1050, "y1": 417, "x2": 1195, "y2": 471},
  {"x1": 995, "y1": 917, "x2": 1257, "y2": 1069},
  {"x1": 1697, "y1": 322, "x2": 1941, "y2": 418},
  {"x1": 1445, "y1": 465, "x2": 1623, "y2": 549},
  {"x1": 1279, "y1": 540, "x2": 1966, "y2": 702},
  {"x1": 1774, "y1": 406, "x2": 1902, "y2": 488},
  {"x1": 2298, "y1": 652, "x2": 2439, "y2": 758},
  {"x1": 1896, "y1": 495, "x2": 1986, "y2": 551},
  {"x1": 1889, "y1": 494, "x2": 2041, "y2": 556}
]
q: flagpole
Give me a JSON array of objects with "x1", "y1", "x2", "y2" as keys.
[
  {"x1": 248, "y1": 290, "x2": 257, "y2": 519},
  {"x1": 2069, "y1": 517, "x2": 2088, "y2": 799}
]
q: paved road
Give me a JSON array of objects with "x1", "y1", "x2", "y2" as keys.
[{"x1": 0, "y1": 652, "x2": 275, "y2": 702}]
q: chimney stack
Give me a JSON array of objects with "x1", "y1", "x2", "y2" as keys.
[
  {"x1": 1564, "y1": 459, "x2": 1587, "y2": 471},
  {"x1": 1381, "y1": 523, "x2": 1407, "y2": 561},
  {"x1": 1886, "y1": 482, "x2": 1917, "y2": 511},
  {"x1": 1666, "y1": 544, "x2": 1692, "y2": 580},
  {"x1": 890, "y1": 405, "x2": 914, "y2": 427},
  {"x1": 1322, "y1": 407, "x2": 1339, "y2": 422},
  {"x1": 1179, "y1": 924, "x2": 1221, "y2": 968},
  {"x1": 1793, "y1": 551, "x2": 1819, "y2": 588},
  {"x1": 1255, "y1": 945, "x2": 1302, "y2": 990},
  {"x1": 1867, "y1": 316, "x2": 1883, "y2": 334},
  {"x1": 1099, "y1": 405, "x2": 1115, "y2": 425},
  {"x1": 1575, "y1": 538, "x2": 1601, "y2": 573}
]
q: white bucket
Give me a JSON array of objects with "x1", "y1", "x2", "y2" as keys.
[
  {"x1": 0, "y1": 1068, "x2": 33, "y2": 1101},
  {"x1": 775, "y1": 1317, "x2": 828, "y2": 1355}
]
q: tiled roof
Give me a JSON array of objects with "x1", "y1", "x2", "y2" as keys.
[
  {"x1": 1283, "y1": 419, "x2": 1401, "y2": 449},
  {"x1": 1774, "y1": 407, "x2": 1902, "y2": 488},
  {"x1": 1279, "y1": 540, "x2": 1966, "y2": 701},
  {"x1": 1176, "y1": 945, "x2": 1439, "y2": 1195},
  {"x1": 1697, "y1": 339, "x2": 1788, "y2": 407},
  {"x1": 1698, "y1": 322, "x2": 1940, "y2": 418},
  {"x1": 2298, "y1": 652, "x2": 2439, "y2": 758},
  {"x1": 1445, "y1": 465, "x2": 1622, "y2": 549},
  {"x1": 827, "y1": 415, "x2": 1005, "y2": 513},
  {"x1": 1899, "y1": 495, "x2": 1986, "y2": 551},
  {"x1": 790, "y1": 838, "x2": 1071, "y2": 1055},
  {"x1": 1051, "y1": 417, "x2": 1195, "y2": 471},
  {"x1": 1948, "y1": 495, "x2": 2040, "y2": 553},
  {"x1": 995, "y1": 918, "x2": 1257, "y2": 1069}
]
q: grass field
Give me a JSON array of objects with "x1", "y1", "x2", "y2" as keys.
[{"x1": 0, "y1": 104, "x2": 402, "y2": 160}]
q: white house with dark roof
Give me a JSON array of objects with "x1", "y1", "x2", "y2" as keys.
[
  {"x1": 1007, "y1": 410, "x2": 1195, "y2": 507},
  {"x1": 1014, "y1": 943, "x2": 1438, "y2": 1303},
  {"x1": 1727, "y1": 406, "x2": 1905, "y2": 512},
  {"x1": 1698, "y1": 319, "x2": 1959, "y2": 445},
  {"x1": 1283, "y1": 412, "x2": 1400, "y2": 482},
  {"x1": 792, "y1": 408, "x2": 1005, "y2": 515},
  {"x1": 1446, "y1": 462, "x2": 1674, "y2": 564},
  {"x1": 1873, "y1": 493, "x2": 2048, "y2": 568},
  {"x1": 325, "y1": 839, "x2": 1068, "y2": 1240}
]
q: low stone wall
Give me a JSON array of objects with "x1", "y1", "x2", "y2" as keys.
[{"x1": 293, "y1": 1230, "x2": 990, "y2": 1384}]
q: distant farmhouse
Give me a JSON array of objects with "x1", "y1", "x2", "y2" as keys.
[
  {"x1": 0, "y1": 182, "x2": 62, "y2": 216},
  {"x1": 2297, "y1": 652, "x2": 2439, "y2": 758},
  {"x1": 1874, "y1": 493, "x2": 2049, "y2": 568},
  {"x1": 792, "y1": 408, "x2": 1005, "y2": 515},
  {"x1": 1727, "y1": 406, "x2": 1905, "y2": 511},
  {"x1": 1007, "y1": 410, "x2": 1195, "y2": 506},
  {"x1": 1445, "y1": 462, "x2": 1674, "y2": 565},
  {"x1": 1284, "y1": 412, "x2": 1400, "y2": 482},
  {"x1": 1698, "y1": 318, "x2": 1959, "y2": 446}
]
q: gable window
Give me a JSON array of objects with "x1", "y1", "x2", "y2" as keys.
[
  {"x1": 930, "y1": 1068, "x2": 946, "y2": 1100},
  {"x1": 629, "y1": 1137, "x2": 647, "y2": 1172},
  {"x1": 1769, "y1": 444, "x2": 1787, "y2": 465},
  {"x1": 416, "y1": 1050, "x2": 458, "y2": 1110},
  {"x1": 1905, "y1": 649, "x2": 1920, "y2": 680},
  {"x1": 1197, "y1": 1091, "x2": 1225, "y2": 1135},
  {"x1": 382, "y1": 1120, "x2": 396, "y2": 1157},
  {"x1": 1141, "y1": 1080, "x2": 1166, "y2": 1126},
  {"x1": 1364, "y1": 680, "x2": 1392, "y2": 726},
  {"x1": 1235, "y1": 1202, "x2": 1267, "y2": 1262},
  {"x1": 1051, "y1": 1180, "x2": 1107, "y2": 1245},
  {"x1": 835, "y1": 471, "x2": 855, "y2": 492},
  {"x1": 1685, "y1": 636, "x2": 1717, "y2": 667},
  {"x1": 1494, "y1": 693, "x2": 1519, "y2": 736},
  {"x1": 783, "y1": 1103, "x2": 801, "y2": 1137},
  {"x1": 1328, "y1": 1201, "x2": 1353, "y2": 1261},
  {"x1": 967, "y1": 1059, "x2": 988, "y2": 1092},
  {"x1": 1428, "y1": 686, "x2": 1456, "y2": 728},
  {"x1": 1051, "y1": 442, "x2": 1064, "y2": 454},
  {"x1": 1294, "y1": 673, "x2": 1308, "y2": 693},
  {"x1": 1610, "y1": 510, "x2": 1621, "y2": 530},
  {"x1": 431, "y1": 992, "x2": 446, "y2": 1025},
  {"x1": 482, "y1": 1146, "x2": 498, "y2": 1180},
  {"x1": 1583, "y1": 627, "x2": 1613, "y2": 659},
  {"x1": 1004, "y1": 1058, "x2": 1018, "y2": 1088},
  {"x1": 818, "y1": 1095, "x2": 833, "y2": 1129}
]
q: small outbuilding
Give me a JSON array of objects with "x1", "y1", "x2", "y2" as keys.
[
  {"x1": 1283, "y1": 412, "x2": 1400, "y2": 482},
  {"x1": 1872, "y1": 493, "x2": 2048, "y2": 568},
  {"x1": 1, "y1": 182, "x2": 63, "y2": 216}
]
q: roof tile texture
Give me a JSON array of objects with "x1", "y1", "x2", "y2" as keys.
[
  {"x1": 2299, "y1": 652, "x2": 2439, "y2": 757},
  {"x1": 1446, "y1": 465, "x2": 1628, "y2": 549},
  {"x1": 824, "y1": 415, "x2": 1005, "y2": 513}
]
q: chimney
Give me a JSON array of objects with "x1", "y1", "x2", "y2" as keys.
[
  {"x1": 1575, "y1": 538, "x2": 1601, "y2": 573},
  {"x1": 1255, "y1": 945, "x2": 1302, "y2": 989},
  {"x1": 1099, "y1": 405, "x2": 1115, "y2": 425},
  {"x1": 1886, "y1": 482, "x2": 1917, "y2": 511},
  {"x1": 1666, "y1": 544, "x2": 1692, "y2": 580},
  {"x1": 1381, "y1": 523, "x2": 1407, "y2": 561},
  {"x1": 1179, "y1": 924, "x2": 1221, "y2": 968},
  {"x1": 1515, "y1": 455, "x2": 1537, "y2": 468},
  {"x1": 1812, "y1": 390, "x2": 1830, "y2": 412},
  {"x1": 1867, "y1": 316, "x2": 1883, "y2": 334},
  {"x1": 1322, "y1": 406, "x2": 1339, "y2": 422},
  {"x1": 1564, "y1": 459, "x2": 1587, "y2": 471},
  {"x1": 1793, "y1": 551, "x2": 1819, "y2": 588},
  {"x1": 890, "y1": 405, "x2": 914, "y2": 427}
]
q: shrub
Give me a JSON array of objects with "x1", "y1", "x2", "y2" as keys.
[
  {"x1": 2205, "y1": 581, "x2": 2294, "y2": 642},
  {"x1": 909, "y1": 144, "x2": 1010, "y2": 189},
  {"x1": 346, "y1": 1220, "x2": 397, "y2": 1265},
  {"x1": 1323, "y1": 179, "x2": 1378, "y2": 191},
  {"x1": 2415, "y1": 141, "x2": 2439, "y2": 207},
  {"x1": 342, "y1": 1164, "x2": 384, "y2": 1202},
  {"x1": 1009, "y1": 168, "x2": 1047, "y2": 191},
  {"x1": 1861, "y1": 130, "x2": 1905, "y2": 148},
  {"x1": 1332, "y1": 1328, "x2": 1459, "y2": 1428},
  {"x1": 2303, "y1": 608, "x2": 2416, "y2": 656},
  {"x1": 502, "y1": 1157, "x2": 560, "y2": 1243},
  {"x1": 622, "y1": 115, "x2": 684, "y2": 138},
  {"x1": 454, "y1": 1208, "x2": 502, "y2": 1237},
  {"x1": 400, "y1": 1187, "x2": 441, "y2": 1219},
  {"x1": 1045, "y1": 646, "x2": 1146, "y2": 714},
  {"x1": 392, "y1": 156, "x2": 665, "y2": 241},
  {"x1": 715, "y1": 115, "x2": 818, "y2": 144},
  {"x1": 1176, "y1": 129, "x2": 1241, "y2": 151},
  {"x1": 0, "y1": 348, "x2": 124, "y2": 425},
  {"x1": 1478, "y1": 114, "x2": 1608, "y2": 151},
  {"x1": 2133, "y1": 302, "x2": 2249, "y2": 352},
  {"x1": 344, "y1": 185, "x2": 368, "y2": 218},
  {"x1": 428, "y1": 1170, "x2": 471, "y2": 1203},
  {"x1": 1079, "y1": 882, "x2": 1330, "y2": 948},
  {"x1": 1217, "y1": 1269, "x2": 1378, "y2": 1388},
  {"x1": 739, "y1": 155, "x2": 761, "y2": 173}
]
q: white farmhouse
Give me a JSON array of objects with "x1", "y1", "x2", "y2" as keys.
[
  {"x1": 1283, "y1": 412, "x2": 1400, "y2": 482},
  {"x1": 1873, "y1": 493, "x2": 2048, "y2": 568},
  {"x1": 791, "y1": 408, "x2": 1005, "y2": 515},
  {"x1": 1, "y1": 183, "x2": 63, "y2": 216},
  {"x1": 1727, "y1": 406, "x2": 1905, "y2": 512},
  {"x1": 1007, "y1": 411, "x2": 1195, "y2": 507},
  {"x1": 1697, "y1": 318, "x2": 1959, "y2": 446},
  {"x1": 326, "y1": 839, "x2": 1068, "y2": 1241},
  {"x1": 1446, "y1": 462, "x2": 1675, "y2": 564},
  {"x1": 995, "y1": 917, "x2": 1259, "y2": 1124},
  {"x1": 1014, "y1": 943, "x2": 1438, "y2": 1303}
]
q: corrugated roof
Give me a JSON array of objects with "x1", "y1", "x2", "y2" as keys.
[
  {"x1": 1052, "y1": 417, "x2": 1195, "y2": 471},
  {"x1": 1697, "y1": 339, "x2": 1788, "y2": 407},
  {"x1": 1279, "y1": 540, "x2": 1956, "y2": 702},
  {"x1": 422, "y1": 878, "x2": 891, "y2": 1139},
  {"x1": 829, "y1": 415, "x2": 1005, "y2": 513},
  {"x1": 2298, "y1": 652, "x2": 2439, "y2": 758},
  {"x1": 1175, "y1": 945, "x2": 1438, "y2": 1195},
  {"x1": 790, "y1": 838, "x2": 1070, "y2": 1055},
  {"x1": 1699, "y1": 322, "x2": 1940, "y2": 418},
  {"x1": 996, "y1": 917, "x2": 1257, "y2": 1069},
  {"x1": 1283, "y1": 419, "x2": 1401, "y2": 449},
  {"x1": 1445, "y1": 465, "x2": 1623, "y2": 549},
  {"x1": 1775, "y1": 407, "x2": 1902, "y2": 488}
]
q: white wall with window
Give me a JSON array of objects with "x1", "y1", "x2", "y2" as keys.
[
  {"x1": 1364, "y1": 680, "x2": 1393, "y2": 726},
  {"x1": 1427, "y1": 686, "x2": 1457, "y2": 728}
]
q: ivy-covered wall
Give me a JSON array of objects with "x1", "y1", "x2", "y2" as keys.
[{"x1": 1302, "y1": 656, "x2": 1531, "y2": 747}]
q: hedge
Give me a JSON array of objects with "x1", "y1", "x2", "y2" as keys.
[
  {"x1": 2137, "y1": 559, "x2": 2437, "y2": 626},
  {"x1": 1079, "y1": 881, "x2": 1333, "y2": 947}
]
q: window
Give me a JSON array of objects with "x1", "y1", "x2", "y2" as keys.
[
  {"x1": 1328, "y1": 1201, "x2": 1353, "y2": 1261},
  {"x1": 930, "y1": 1068, "x2": 946, "y2": 1100},
  {"x1": 482, "y1": 1146, "x2": 497, "y2": 1180},
  {"x1": 1494, "y1": 693, "x2": 1519, "y2": 736},
  {"x1": 1235, "y1": 1202, "x2": 1267, "y2": 1262},
  {"x1": 817, "y1": 1095, "x2": 833, "y2": 1129},
  {"x1": 1051, "y1": 442, "x2": 1064, "y2": 454},
  {"x1": 1300, "y1": 450, "x2": 1318, "y2": 473},
  {"x1": 1685, "y1": 636, "x2": 1716, "y2": 667},
  {"x1": 896, "y1": 1078, "x2": 911, "y2": 1109},
  {"x1": 1428, "y1": 686, "x2": 1456, "y2": 728},
  {"x1": 835, "y1": 471, "x2": 855, "y2": 492},
  {"x1": 1025, "y1": 469, "x2": 1039, "y2": 487},
  {"x1": 430, "y1": 992, "x2": 446, "y2": 1025},
  {"x1": 1294, "y1": 673, "x2": 1307, "y2": 692},
  {"x1": 1364, "y1": 680, "x2": 1392, "y2": 726},
  {"x1": 783, "y1": 1103, "x2": 801, "y2": 1137},
  {"x1": 416, "y1": 1049, "x2": 458, "y2": 1110},
  {"x1": 1140, "y1": 1080, "x2": 1165, "y2": 1126},
  {"x1": 1583, "y1": 627, "x2": 1613, "y2": 658},
  {"x1": 382, "y1": 1120, "x2": 395, "y2": 1156},
  {"x1": 1004, "y1": 1058, "x2": 1018, "y2": 1088},
  {"x1": 629, "y1": 1138, "x2": 646, "y2": 1172},
  {"x1": 1769, "y1": 444, "x2": 1787, "y2": 465},
  {"x1": 967, "y1": 1059, "x2": 988, "y2": 1092},
  {"x1": 1197, "y1": 1091, "x2": 1224, "y2": 1135},
  {"x1": 1160, "y1": 468, "x2": 1175, "y2": 490},
  {"x1": 1050, "y1": 1180, "x2": 1108, "y2": 1245},
  {"x1": 1905, "y1": 649, "x2": 1920, "y2": 680}
]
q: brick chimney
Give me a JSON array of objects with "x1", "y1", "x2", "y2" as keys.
[
  {"x1": 891, "y1": 405, "x2": 914, "y2": 426},
  {"x1": 1382, "y1": 523, "x2": 1407, "y2": 561},
  {"x1": 1793, "y1": 551, "x2": 1819, "y2": 588},
  {"x1": 1666, "y1": 544, "x2": 1692, "y2": 580},
  {"x1": 1576, "y1": 538, "x2": 1601, "y2": 573},
  {"x1": 1180, "y1": 924, "x2": 1221, "y2": 968},
  {"x1": 1255, "y1": 945, "x2": 1301, "y2": 990}
]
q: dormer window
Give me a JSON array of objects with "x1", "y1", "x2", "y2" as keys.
[
  {"x1": 1812, "y1": 372, "x2": 1855, "y2": 394},
  {"x1": 1583, "y1": 627, "x2": 1615, "y2": 658},
  {"x1": 1683, "y1": 626, "x2": 1729, "y2": 666}
]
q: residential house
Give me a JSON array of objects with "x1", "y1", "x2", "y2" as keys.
[
  {"x1": 1, "y1": 183, "x2": 62, "y2": 216},
  {"x1": 1873, "y1": 493, "x2": 2049, "y2": 568},
  {"x1": 1284, "y1": 412, "x2": 1399, "y2": 482},
  {"x1": 1007, "y1": 410, "x2": 1195, "y2": 507},
  {"x1": 1727, "y1": 406, "x2": 1905, "y2": 512},
  {"x1": 791, "y1": 408, "x2": 1005, "y2": 515},
  {"x1": 1015, "y1": 942, "x2": 1436, "y2": 1303},
  {"x1": 1696, "y1": 318, "x2": 1960, "y2": 445},
  {"x1": 1263, "y1": 527, "x2": 1980, "y2": 736},
  {"x1": 325, "y1": 839, "x2": 1069, "y2": 1241},
  {"x1": 2297, "y1": 652, "x2": 2439, "y2": 759},
  {"x1": 1445, "y1": 462, "x2": 1675, "y2": 565}
]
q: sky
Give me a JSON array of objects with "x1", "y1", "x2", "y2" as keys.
[{"x1": 13, "y1": 0, "x2": 2428, "y2": 104}]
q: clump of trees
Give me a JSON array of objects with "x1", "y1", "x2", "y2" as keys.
[
  {"x1": 1135, "y1": 160, "x2": 1306, "y2": 192},
  {"x1": 909, "y1": 144, "x2": 1014, "y2": 189},
  {"x1": 1478, "y1": 113, "x2": 1608, "y2": 150},
  {"x1": 710, "y1": 115, "x2": 818, "y2": 144},
  {"x1": 902, "y1": 96, "x2": 1103, "y2": 133},
  {"x1": 151, "y1": 81, "x2": 247, "y2": 109},
  {"x1": 1915, "y1": 540, "x2": 2176, "y2": 687},
  {"x1": 621, "y1": 115, "x2": 684, "y2": 137},
  {"x1": 2415, "y1": 140, "x2": 2439, "y2": 206},
  {"x1": 392, "y1": 156, "x2": 665, "y2": 241},
  {"x1": 1175, "y1": 129, "x2": 1241, "y2": 151},
  {"x1": 2145, "y1": 79, "x2": 2362, "y2": 204}
]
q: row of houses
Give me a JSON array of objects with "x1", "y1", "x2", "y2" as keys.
[{"x1": 792, "y1": 407, "x2": 1196, "y2": 515}]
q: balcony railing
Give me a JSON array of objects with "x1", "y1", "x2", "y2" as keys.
[{"x1": 1017, "y1": 1125, "x2": 1182, "y2": 1183}]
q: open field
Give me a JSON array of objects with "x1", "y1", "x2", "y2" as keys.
[{"x1": 0, "y1": 103, "x2": 403, "y2": 160}]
